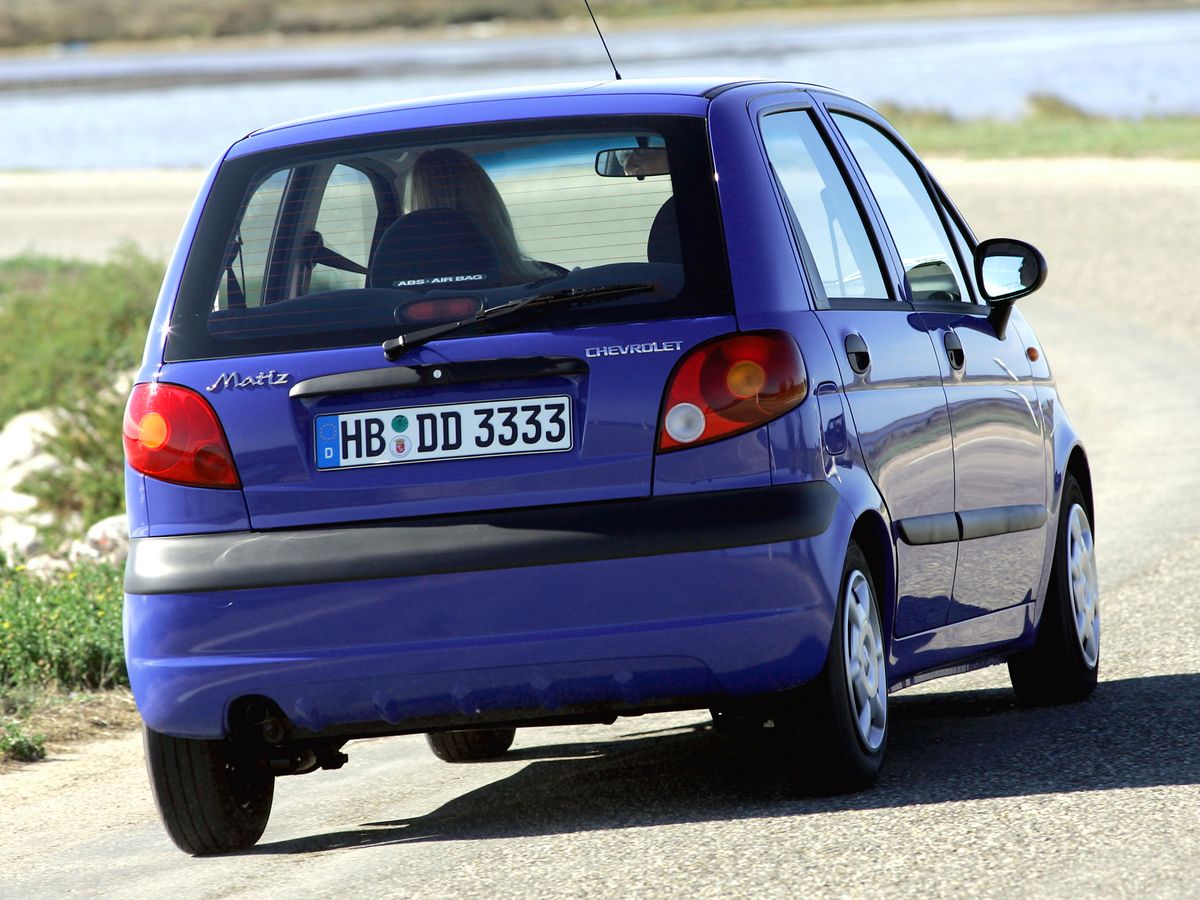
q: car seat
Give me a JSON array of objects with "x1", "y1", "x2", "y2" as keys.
[
  {"x1": 368, "y1": 208, "x2": 503, "y2": 291},
  {"x1": 647, "y1": 196, "x2": 682, "y2": 265}
]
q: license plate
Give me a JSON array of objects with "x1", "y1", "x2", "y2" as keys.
[{"x1": 315, "y1": 395, "x2": 572, "y2": 470}]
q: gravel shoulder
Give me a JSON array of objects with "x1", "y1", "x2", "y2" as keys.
[{"x1": 1, "y1": 158, "x2": 1197, "y2": 896}]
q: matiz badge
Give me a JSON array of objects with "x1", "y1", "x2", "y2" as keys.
[{"x1": 205, "y1": 370, "x2": 291, "y2": 392}]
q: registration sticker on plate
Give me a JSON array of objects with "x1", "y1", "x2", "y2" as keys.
[{"x1": 315, "y1": 395, "x2": 572, "y2": 470}]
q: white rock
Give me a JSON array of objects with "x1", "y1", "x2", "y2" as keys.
[
  {"x1": 69, "y1": 514, "x2": 130, "y2": 566},
  {"x1": 0, "y1": 450, "x2": 61, "y2": 493},
  {"x1": 0, "y1": 489, "x2": 38, "y2": 516},
  {"x1": 0, "y1": 410, "x2": 58, "y2": 475},
  {"x1": 0, "y1": 516, "x2": 41, "y2": 562},
  {"x1": 23, "y1": 554, "x2": 70, "y2": 579}
]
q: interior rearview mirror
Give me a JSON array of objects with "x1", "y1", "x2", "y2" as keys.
[{"x1": 595, "y1": 147, "x2": 670, "y2": 179}]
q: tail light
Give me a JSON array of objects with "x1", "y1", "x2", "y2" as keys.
[
  {"x1": 658, "y1": 331, "x2": 807, "y2": 452},
  {"x1": 123, "y1": 383, "x2": 240, "y2": 488},
  {"x1": 399, "y1": 296, "x2": 481, "y2": 323}
]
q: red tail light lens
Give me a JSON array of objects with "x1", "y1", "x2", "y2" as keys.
[
  {"x1": 123, "y1": 383, "x2": 240, "y2": 488},
  {"x1": 658, "y1": 331, "x2": 807, "y2": 452},
  {"x1": 400, "y1": 296, "x2": 482, "y2": 323}
]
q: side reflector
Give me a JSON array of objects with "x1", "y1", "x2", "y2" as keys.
[
  {"x1": 658, "y1": 331, "x2": 808, "y2": 453},
  {"x1": 123, "y1": 383, "x2": 240, "y2": 489}
]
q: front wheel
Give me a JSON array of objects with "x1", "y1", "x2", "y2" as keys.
[
  {"x1": 1008, "y1": 473, "x2": 1099, "y2": 704},
  {"x1": 144, "y1": 726, "x2": 274, "y2": 855},
  {"x1": 780, "y1": 540, "x2": 888, "y2": 793}
]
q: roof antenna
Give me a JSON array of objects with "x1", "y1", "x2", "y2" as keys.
[{"x1": 583, "y1": 0, "x2": 622, "y2": 81}]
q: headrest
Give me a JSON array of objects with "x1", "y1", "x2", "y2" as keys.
[
  {"x1": 368, "y1": 208, "x2": 503, "y2": 291},
  {"x1": 647, "y1": 196, "x2": 683, "y2": 265}
]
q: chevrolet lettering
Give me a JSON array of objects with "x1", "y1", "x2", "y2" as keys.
[{"x1": 585, "y1": 340, "x2": 683, "y2": 358}]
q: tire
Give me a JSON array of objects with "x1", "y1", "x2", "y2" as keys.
[
  {"x1": 426, "y1": 727, "x2": 516, "y2": 762},
  {"x1": 143, "y1": 726, "x2": 274, "y2": 855},
  {"x1": 1008, "y1": 473, "x2": 1100, "y2": 704},
  {"x1": 781, "y1": 540, "x2": 888, "y2": 793}
]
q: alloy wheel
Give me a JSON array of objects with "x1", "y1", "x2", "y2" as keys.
[
  {"x1": 842, "y1": 569, "x2": 887, "y2": 751},
  {"x1": 1066, "y1": 503, "x2": 1100, "y2": 668}
]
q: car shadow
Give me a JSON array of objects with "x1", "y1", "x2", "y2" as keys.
[{"x1": 245, "y1": 672, "x2": 1198, "y2": 855}]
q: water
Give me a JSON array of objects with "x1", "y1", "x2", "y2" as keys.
[{"x1": 2, "y1": 8, "x2": 1198, "y2": 169}]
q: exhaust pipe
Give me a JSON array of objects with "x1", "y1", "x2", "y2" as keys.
[{"x1": 241, "y1": 699, "x2": 287, "y2": 744}]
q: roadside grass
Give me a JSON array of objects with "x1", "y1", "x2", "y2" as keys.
[
  {"x1": 0, "y1": 249, "x2": 162, "y2": 545},
  {"x1": 0, "y1": 560, "x2": 131, "y2": 765},
  {"x1": 0, "y1": 247, "x2": 160, "y2": 425},
  {"x1": 0, "y1": 0, "x2": 1155, "y2": 48},
  {"x1": 881, "y1": 94, "x2": 1200, "y2": 160}
]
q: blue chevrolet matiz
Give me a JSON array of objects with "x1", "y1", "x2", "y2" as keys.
[{"x1": 123, "y1": 78, "x2": 1099, "y2": 854}]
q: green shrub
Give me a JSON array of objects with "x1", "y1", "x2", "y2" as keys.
[
  {"x1": 0, "y1": 246, "x2": 161, "y2": 425},
  {"x1": 19, "y1": 391, "x2": 129, "y2": 548},
  {"x1": 0, "y1": 248, "x2": 161, "y2": 544},
  {"x1": 0, "y1": 562, "x2": 127, "y2": 692},
  {"x1": 1, "y1": 721, "x2": 46, "y2": 762}
]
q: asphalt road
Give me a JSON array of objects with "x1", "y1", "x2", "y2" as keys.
[{"x1": 2, "y1": 159, "x2": 1198, "y2": 897}]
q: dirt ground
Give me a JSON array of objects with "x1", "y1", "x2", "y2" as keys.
[{"x1": 0, "y1": 689, "x2": 140, "y2": 774}]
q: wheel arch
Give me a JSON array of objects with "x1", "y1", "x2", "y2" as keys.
[
  {"x1": 849, "y1": 508, "x2": 896, "y2": 649},
  {"x1": 1065, "y1": 443, "x2": 1095, "y2": 533}
]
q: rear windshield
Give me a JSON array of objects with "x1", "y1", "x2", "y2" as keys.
[{"x1": 165, "y1": 115, "x2": 731, "y2": 361}]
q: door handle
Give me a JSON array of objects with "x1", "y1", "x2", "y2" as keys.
[
  {"x1": 943, "y1": 331, "x2": 965, "y2": 371},
  {"x1": 844, "y1": 333, "x2": 871, "y2": 375}
]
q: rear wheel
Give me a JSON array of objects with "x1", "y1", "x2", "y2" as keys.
[
  {"x1": 426, "y1": 727, "x2": 516, "y2": 762},
  {"x1": 144, "y1": 726, "x2": 274, "y2": 855},
  {"x1": 779, "y1": 540, "x2": 888, "y2": 793},
  {"x1": 1008, "y1": 473, "x2": 1099, "y2": 704}
]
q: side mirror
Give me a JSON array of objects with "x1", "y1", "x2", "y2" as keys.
[
  {"x1": 973, "y1": 238, "x2": 1047, "y2": 340},
  {"x1": 974, "y1": 238, "x2": 1047, "y2": 304},
  {"x1": 595, "y1": 147, "x2": 670, "y2": 179}
]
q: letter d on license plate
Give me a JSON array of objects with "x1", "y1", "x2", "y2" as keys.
[{"x1": 315, "y1": 395, "x2": 572, "y2": 470}]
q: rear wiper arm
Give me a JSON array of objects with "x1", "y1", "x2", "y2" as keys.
[{"x1": 382, "y1": 282, "x2": 655, "y2": 361}]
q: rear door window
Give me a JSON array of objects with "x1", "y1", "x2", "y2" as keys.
[{"x1": 760, "y1": 110, "x2": 890, "y2": 302}]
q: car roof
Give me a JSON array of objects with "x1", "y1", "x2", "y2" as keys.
[
  {"x1": 229, "y1": 77, "x2": 856, "y2": 159},
  {"x1": 246, "y1": 78, "x2": 747, "y2": 135}
]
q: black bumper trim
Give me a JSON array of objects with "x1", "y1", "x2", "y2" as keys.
[{"x1": 125, "y1": 482, "x2": 839, "y2": 595}]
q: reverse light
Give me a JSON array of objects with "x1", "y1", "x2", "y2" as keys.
[
  {"x1": 657, "y1": 331, "x2": 807, "y2": 452},
  {"x1": 123, "y1": 383, "x2": 240, "y2": 488}
]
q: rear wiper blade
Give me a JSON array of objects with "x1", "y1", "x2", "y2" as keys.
[{"x1": 382, "y1": 282, "x2": 655, "y2": 360}]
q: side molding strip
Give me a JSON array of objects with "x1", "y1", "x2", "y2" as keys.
[
  {"x1": 898, "y1": 504, "x2": 1048, "y2": 546},
  {"x1": 958, "y1": 504, "x2": 1048, "y2": 541},
  {"x1": 896, "y1": 512, "x2": 960, "y2": 546}
]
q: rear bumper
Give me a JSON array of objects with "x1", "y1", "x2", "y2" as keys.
[
  {"x1": 124, "y1": 483, "x2": 848, "y2": 739},
  {"x1": 126, "y1": 482, "x2": 837, "y2": 594}
]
